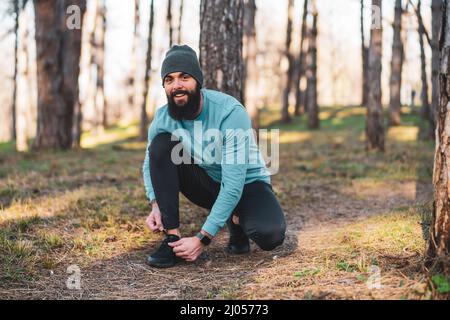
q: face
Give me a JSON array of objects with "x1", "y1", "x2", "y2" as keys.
[{"x1": 164, "y1": 72, "x2": 202, "y2": 120}]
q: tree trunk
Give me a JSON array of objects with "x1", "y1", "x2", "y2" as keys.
[
  {"x1": 418, "y1": 0, "x2": 430, "y2": 123},
  {"x1": 73, "y1": 0, "x2": 91, "y2": 148},
  {"x1": 365, "y1": 0, "x2": 385, "y2": 152},
  {"x1": 16, "y1": 1, "x2": 31, "y2": 152},
  {"x1": 294, "y1": 0, "x2": 309, "y2": 116},
  {"x1": 178, "y1": 0, "x2": 183, "y2": 44},
  {"x1": 281, "y1": 0, "x2": 294, "y2": 123},
  {"x1": 94, "y1": 0, "x2": 107, "y2": 129},
  {"x1": 431, "y1": 0, "x2": 442, "y2": 138},
  {"x1": 306, "y1": 1, "x2": 319, "y2": 129},
  {"x1": 243, "y1": 0, "x2": 259, "y2": 131},
  {"x1": 429, "y1": 0, "x2": 450, "y2": 269},
  {"x1": 199, "y1": 0, "x2": 244, "y2": 102},
  {"x1": 140, "y1": 0, "x2": 154, "y2": 142},
  {"x1": 361, "y1": 0, "x2": 369, "y2": 107},
  {"x1": 33, "y1": 0, "x2": 86, "y2": 150},
  {"x1": 167, "y1": 0, "x2": 173, "y2": 47},
  {"x1": 127, "y1": 0, "x2": 140, "y2": 112},
  {"x1": 11, "y1": 0, "x2": 19, "y2": 142},
  {"x1": 388, "y1": 0, "x2": 404, "y2": 126}
]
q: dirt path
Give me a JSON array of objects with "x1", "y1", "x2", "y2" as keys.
[{"x1": 1, "y1": 177, "x2": 431, "y2": 300}]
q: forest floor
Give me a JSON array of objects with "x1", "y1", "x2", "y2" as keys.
[{"x1": 1, "y1": 105, "x2": 448, "y2": 300}]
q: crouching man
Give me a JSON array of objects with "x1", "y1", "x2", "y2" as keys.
[{"x1": 142, "y1": 45, "x2": 286, "y2": 268}]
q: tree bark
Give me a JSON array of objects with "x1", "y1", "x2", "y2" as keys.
[
  {"x1": 361, "y1": 0, "x2": 370, "y2": 107},
  {"x1": 199, "y1": 0, "x2": 244, "y2": 102},
  {"x1": 365, "y1": 0, "x2": 385, "y2": 152},
  {"x1": 243, "y1": 0, "x2": 259, "y2": 131},
  {"x1": 140, "y1": 0, "x2": 154, "y2": 141},
  {"x1": 33, "y1": 0, "x2": 86, "y2": 150},
  {"x1": 281, "y1": 0, "x2": 294, "y2": 123},
  {"x1": 306, "y1": 1, "x2": 319, "y2": 129},
  {"x1": 294, "y1": 0, "x2": 309, "y2": 116},
  {"x1": 429, "y1": 0, "x2": 450, "y2": 269},
  {"x1": 388, "y1": 0, "x2": 404, "y2": 126},
  {"x1": 431, "y1": 0, "x2": 442, "y2": 138}
]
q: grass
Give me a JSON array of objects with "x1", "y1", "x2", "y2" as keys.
[{"x1": 0, "y1": 104, "x2": 443, "y2": 299}]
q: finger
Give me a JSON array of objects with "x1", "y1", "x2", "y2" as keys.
[
  {"x1": 168, "y1": 240, "x2": 183, "y2": 247},
  {"x1": 172, "y1": 245, "x2": 187, "y2": 253},
  {"x1": 175, "y1": 251, "x2": 190, "y2": 259}
]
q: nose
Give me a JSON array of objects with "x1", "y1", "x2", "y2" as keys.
[{"x1": 173, "y1": 78, "x2": 184, "y2": 89}]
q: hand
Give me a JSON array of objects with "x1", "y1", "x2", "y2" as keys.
[
  {"x1": 145, "y1": 203, "x2": 163, "y2": 232},
  {"x1": 168, "y1": 237, "x2": 204, "y2": 262}
]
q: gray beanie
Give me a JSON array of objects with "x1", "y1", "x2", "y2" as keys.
[{"x1": 161, "y1": 45, "x2": 203, "y2": 87}]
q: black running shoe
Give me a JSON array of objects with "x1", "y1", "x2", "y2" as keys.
[
  {"x1": 147, "y1": 234, "x2": 181, "y2": 268},
  {"x1": 226, "y1": 218, "x2": 250, "y2": 254}
]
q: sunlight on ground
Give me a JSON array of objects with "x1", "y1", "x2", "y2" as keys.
[
  {"x1": 334, "y1": 108, "x2": 366, "y2": 119},
  {"x1": 347, "y1": 180, "x2": 417, "y2": 201},
  {"x1": 279, "y1": 131, "x2": 312, "y2": 144},
  {"x1": 81, "y1": 125, "x2": 139, "y2": 148},
  {"x1": 0, "y1": 188, "x2": 92, "y2": 223},
  {"x1": 387, "y1": 126, "x2": 419, "y2": 142},
  {"x1": 243, "y1": 209, "x2": 426, "y2": 299}
]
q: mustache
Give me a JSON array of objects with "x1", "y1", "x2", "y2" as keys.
[{"x1": 171, "y1": 90, "x2": 190, "y2": 97}]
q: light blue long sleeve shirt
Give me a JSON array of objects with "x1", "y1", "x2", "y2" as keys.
[{"x1": 142, "y1": 89, "x2": 271, "y2": 236}]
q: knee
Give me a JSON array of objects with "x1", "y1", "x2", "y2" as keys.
[
  {"x1": 150, "y1": 133, "x2": 174, "y2": 161},
  {"x1": 251, "y1": 225, "x2": 286, "y2": 251}
]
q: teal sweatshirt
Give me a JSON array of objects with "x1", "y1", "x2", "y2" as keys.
[{"x1": 142, "y1": 89, "x2": 271, "y2": 236}]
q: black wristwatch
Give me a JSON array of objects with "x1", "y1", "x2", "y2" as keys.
[{"x1": 195, "y1": 232, "x2": 211, "y2": 246}]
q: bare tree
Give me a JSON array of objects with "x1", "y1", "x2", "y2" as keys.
[
  {"x1": 94, "y1": 0, "x2": 107, "y2": 129},
  {"x1": 199, "y1": 0, "x2": 244, "y2": 102},
  {"x1": 243, "y1": 0, "x2": 259, "y2": 131},
  {"x1": 127, "y1": 0, "x2": 140, "y2": 113},
  {"x1": 178, "y1": 0, "x2": 183, "y2": 44},
  {"x1": 365, "y1": 0, "x2": 385, "y2": 151},
  {"x1": 33, "y1": 0, "x2": 86, "y2": 149},
  {"x1": 388, "y1": 0, "x2": 404, "y2": 126},
  {"x1": 167, "y1": 0, "x2": 173, "y2": 47},
  {"x1": 294, "y1": 0, "x2": 309, "y2": 116},
  {"x1": 16, "y1": 0, "x2": 31, "y2": 151},
  {"x1": 281, "y1": 0, "x2": 294, "y2": 123},
  {"x1": 431, "y1": 0, "x2": 442, "y2": 137},
  {"x1": 11, "y1": 0, "x2": 19, "y2": 141},
  {"x1": 361, "y1": 0, "x2": 369, "y2": 107},
  {"x1": 417, "y1": 0, "x2": 430, "y2": 124},
  {"x1": 430, "y1": 0, "x2": 450, "y2": 269},
  {"x1": 140, "y1": 0, "x2": 154, "y2": 141},
  {"x1": 306, "y1": 0, "x2": 319, "y2": 129}
]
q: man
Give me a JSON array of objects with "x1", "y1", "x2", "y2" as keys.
[{"x1": 143, "y1": 45, "x2": 286, "y2": 268}]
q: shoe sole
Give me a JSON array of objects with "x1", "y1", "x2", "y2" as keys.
[
  {"x1": 227, "y1": 246, "x2": 250, "y2": 255},
  {"x1": 146, "y1": 256, "x2": 183, "y2": 268}
]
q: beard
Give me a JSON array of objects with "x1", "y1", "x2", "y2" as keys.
[{"x1": 167, "y1": 84, "x2": 202, "y2": 121}]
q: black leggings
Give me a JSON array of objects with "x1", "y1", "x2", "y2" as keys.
[{"x1": 150, "y1": 133, "x2": 286, "y2": 251}]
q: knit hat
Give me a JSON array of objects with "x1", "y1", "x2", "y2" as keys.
[{"x1": 161, "y1": 45, "x2": 203, "y2": 87}]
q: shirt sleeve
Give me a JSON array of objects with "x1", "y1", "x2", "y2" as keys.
[
  {"x1": 201, "y1": 106, "x2": 252, "y2": 236},
  {"x1": 142, "y1": 113, "x2": 160, "y2": 202}
]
